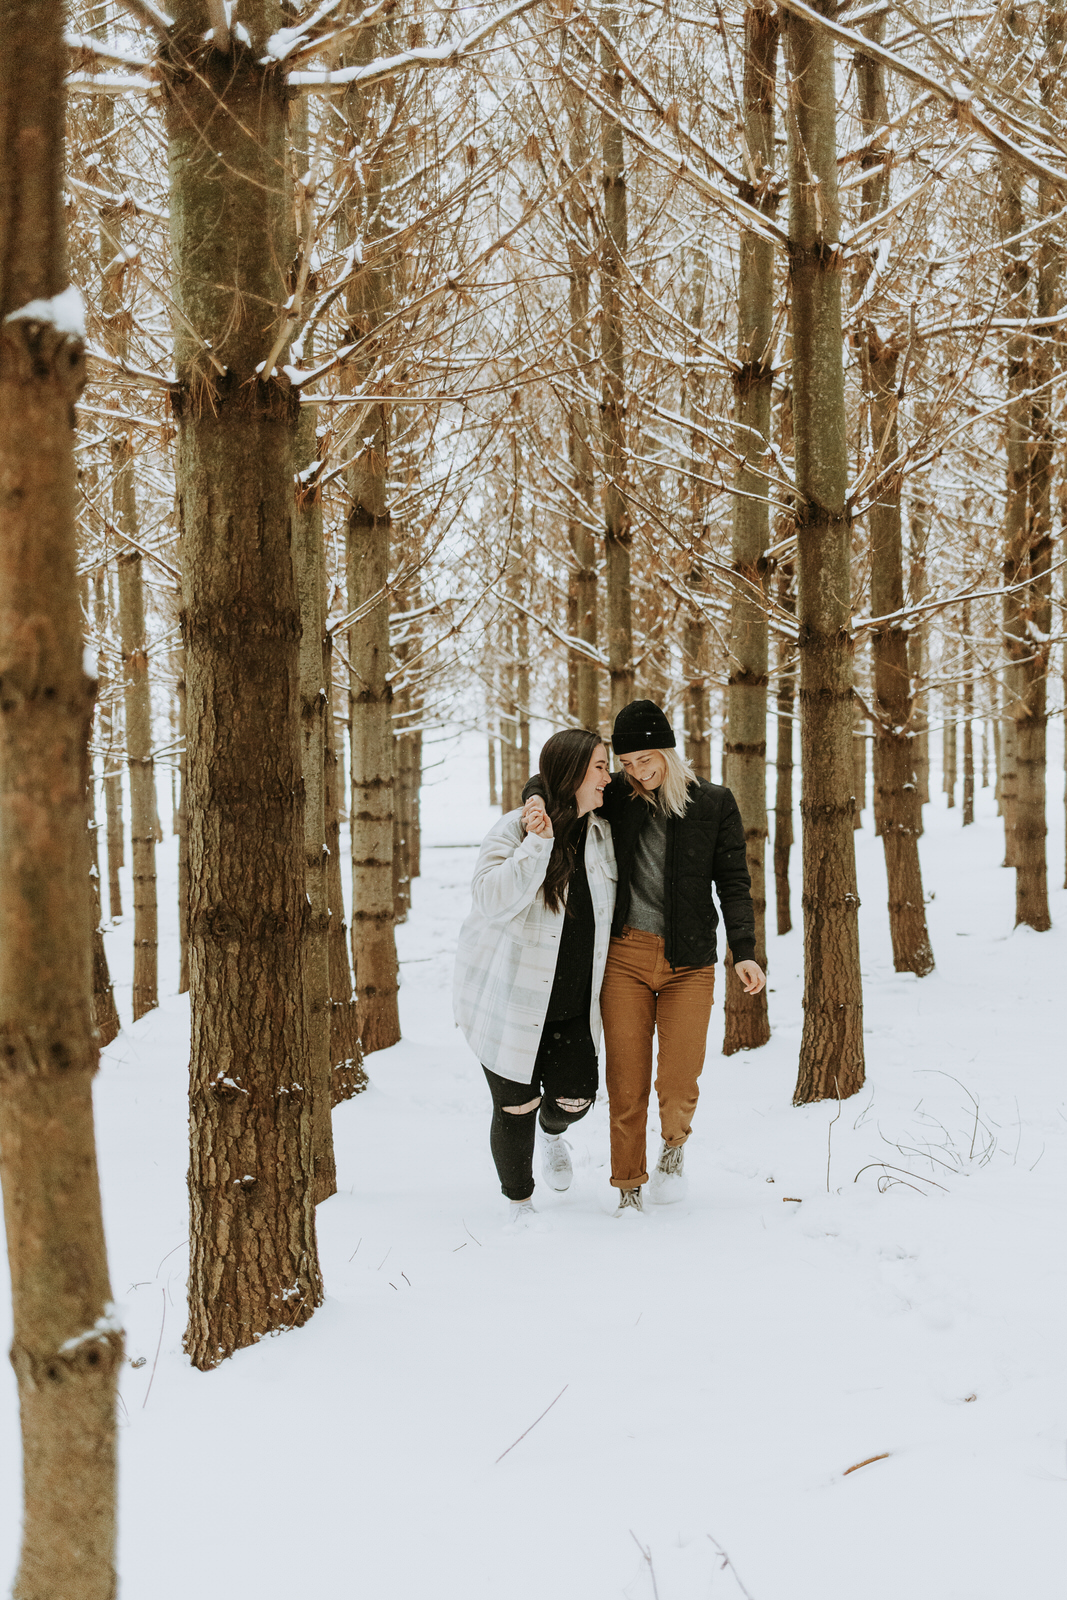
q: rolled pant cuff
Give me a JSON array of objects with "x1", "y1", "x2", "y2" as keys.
[{"x1": 610, "y1": 1172, "x2": 649, "y2": 1188}]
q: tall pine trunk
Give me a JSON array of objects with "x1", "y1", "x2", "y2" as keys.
[
  {"x1": 855, "y1": 17, "x2": 933, "y2": 975},
  {"x1": 774, "y1": 561, "x2": 796, "y2": 934},
  {"x1": 724, "y1": 2, "x2": 778, "y2": 1053},
  {"x1": 326, "y1": 652, "x2": 366, "y2": 1101},
  {"x1": 117, "y1": 550, "x2": 159, "y2": 1016},
  {"x1": 786, "y1": 1, "x2": 865, "y2": 1103},
  {"x1": 564, "y1": 78, "x2": 600, "y2": 729},
  {"x1": 683, "y1": 257, "x2": 711, "y2": 781},
  {"x1": 0, "y1": 5, "x2": 122, "y2": 1591},
  {"x1": 1012, "y1": 3, "x2": 1063, "y2": 929},
  {"x1": 164, "y1": 1, "x2": 322, "y2": 1367},
  {"x1": 344, "y1": 59, "x2": 401, "y2": 1054},
  {"x1": 295, "y1": 406, "x2": 337, "y2": 1203},
  {"x1": 599, "y1": 3, "x2": 634, "y2": 716}
]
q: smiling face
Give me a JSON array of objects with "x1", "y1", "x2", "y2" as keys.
[
  {"x1": 618, "y1": 748, "x2": 668, "y2": 792},
  {"x1": 574, "y1": 743, "x2": 611, "y2": 816}
]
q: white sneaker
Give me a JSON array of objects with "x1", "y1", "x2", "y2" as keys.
[
  {"x1": 613, "y1": 1186, "x2": 645, "y2": 1217},
  {"x1": 650, "y1": 1142, "x2": 688, "y2": 1204},
  {"x1": 504, "y1": 1199, "x2": 549, "y2": 1233},
  {"x1": 539, "y1": 1129, "x2": 573, "y2": 1192}
]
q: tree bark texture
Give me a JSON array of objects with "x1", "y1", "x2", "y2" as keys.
[
  {"x1": 786, "y1": 3, "x2": 865, "y2": 1103},
  {"x1": 295, "y1": 404, "x2": 337, "y2": 1204},
  {"x1": 724, "y1": 2, "x2": 778, "y2": 1054},
  {"x1": 943, "y1": 683, "x2": 957, "y2": 807},
  {"x1": 164, "y1": 3, "x2": 322, "y2": 1367},
  {"x1": 94, "y1": 75, "x2": 158, "y2": 1014},
  {"x1": 774, "y1": 561, "x2": 796, "y2": 935},
  {"x1": 89, "y1": 569, "x2": 120, "y2": 1037},
  {"x1": 175, "y1": 646, "x2": 189, "y2": 992},
  {"x1": 1011, "y1": 3, "x2": 1063, "y2": 929},
  {"x1": 855, "y1": 17, "x2": 933, "y2": 975},
  {"x1": 564, "y1": 79, "x2": 600, "y2": 731},
  {"x1": 0, "y1": 4, "x2": 122, "y2": 1592},
  {"x1": 325, "y1": 652, "x2": 366, "y2": 1101},
  {"x1": 997, "y1": 41, "x2": 1029, "y2": 874},
  {"x1": 599, "y1": 4, "x2": 634, "y2": 717},
  {"x1": 88, "y1": 802, "x2": 119, "y2": 1049},
  {"x1": 683, "y1": 258, "x2": 711, "y2": 782},
  {"x1": 117, "y1": 550, "x2": 159, "y2": 1017},
  {"x1": 962, "y1": 600, "x2": 975, "y2": 826},
  {"x1": 906, "y1": 498, "x2": 930, "y2": 814},
  {"x1": 344, "y1": 59, "x2": 401, "y2": 1056}
]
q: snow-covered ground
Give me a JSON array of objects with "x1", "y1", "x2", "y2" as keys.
[{"x1": 1, "y1": 729, "x2": 1064, "y2": 1599}]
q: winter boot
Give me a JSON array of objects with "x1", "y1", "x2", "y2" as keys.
[
  {"x1": 613, "y1": 1186, "x2": 644, "y2": 1217},
  {"x1": 649, "y1": 1141, "x2": 687, "y2": 1204}
]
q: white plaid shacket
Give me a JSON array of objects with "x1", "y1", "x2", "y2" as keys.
[{"x1": 452, "y1": 809, "x2": 617, "y2": 1085}]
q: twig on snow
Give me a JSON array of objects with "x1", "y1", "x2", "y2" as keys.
[
  {"x1": 843, "y1": 1452, "x2": 890, "y2": 1475},
  {"x1": 707, "y1": 1534, "x2": 757, "y2": 1599},
  {"x1": 630, "y1": 1533, "x2": 660, "y2": 1600},
  {"x1": 495, "y1": 1385, "x2": 568, "y2": 1464}
]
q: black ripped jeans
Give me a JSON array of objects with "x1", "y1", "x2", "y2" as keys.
[{"x1": 483, "y1": 1015, "x2": 599, "y2": 1201}]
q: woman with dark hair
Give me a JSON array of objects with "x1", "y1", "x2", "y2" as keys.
[
  {"x1": 523, "y1": 700, "x2": 765, "y2": 1215},
  {"x1": 453, "y1": 729, "x2": 616, "y2": 1226}
]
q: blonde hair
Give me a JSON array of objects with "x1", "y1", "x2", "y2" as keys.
[{"x1": 625, "y1": 747, "x2": 697, "y2": 819}]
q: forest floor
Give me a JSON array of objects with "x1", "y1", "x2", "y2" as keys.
[{"x1": 1, "y1": 734, "x2": 1064, "y2": 1599}]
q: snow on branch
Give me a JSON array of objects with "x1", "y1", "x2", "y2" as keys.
[
  {"x1": 775, "y1": 0, "x2": 1067, "y2": 192},
  {"x1": 67, "y1": 70, "x2": 158, "y2": 96},
  {"x1": 65, "y1": 30, "x2": 153, "y2": 70},
  {"x1": 289, "y1": 0, "x2": 543, "y2": 93},
  {"x1": 5, "y1": 288, "x2": 86, "y2": 339},
  {"x1": 563, "y1": 69, "x2": 790, "y2": 251}
]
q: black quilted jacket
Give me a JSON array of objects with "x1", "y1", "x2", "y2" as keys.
[{"x1": 523, "y1": 771, "x2": 756, "y2": 969}]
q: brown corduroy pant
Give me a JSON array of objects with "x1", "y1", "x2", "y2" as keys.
[{"x1": 600, "y1": 926, "x2": 716, "y2": 1188}]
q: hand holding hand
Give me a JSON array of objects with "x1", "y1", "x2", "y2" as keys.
[
  {"x1": 522, "y1": 798, "x2": 553, "y2": 839},
  {"x1": 735, "y1": 960, "x2": 766, "y2": 996}
]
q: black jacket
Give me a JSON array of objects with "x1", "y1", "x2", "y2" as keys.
[{"x1": 523, "y1": 771, "x2": 756, "y2": 969}]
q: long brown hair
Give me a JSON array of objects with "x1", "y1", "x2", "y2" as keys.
[{"x1": 538, "y1": 728, "x2": 602, "y2": 913}]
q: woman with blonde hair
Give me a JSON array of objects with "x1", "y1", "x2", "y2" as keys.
[
  {"x1": 454, "y1": 729, "x2": 616, "y2": 1226},
  {"x1": 523, "y1": 700, "x2": 764, "y2": 1214}
]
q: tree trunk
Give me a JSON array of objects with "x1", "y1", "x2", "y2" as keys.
[
  {"x1": 295, "y1": 404, "x2": 337, "y2": 1204},
  {"x1": 344, "y1": 57, "x2": 401, "y2": 1056},
  {"x1": 854, "y1": 16, "x2": 933, "y2": 975},
  {"x1": 164, "y1": 3, "x2": 322, "y2": 1367},
  {"x1": 786, "y1": 2, "x2": 865, "y2": 1103},
  {"x1": 997, "y1": 22, "x2": 1030, "y2": 874},
  {"x1": 94, "y1": 65, "x2": 157, "y2": 1017},
  {"x1": 774, "y1": 561, "x2": 796, "y2": 935},
  {"x1": 90, "y1": 569, "x2": 121, "y2": 1035},
  {"x1": 1012, "y1": 3, "x2": 1062, "y2": 928},
  {"x1": 175, "y1": 645, "x2": 189, "y2": 993},
  {"x1": 942, "y1": 681, "x2": 957, "y2": 807},
  {"x1": 117, "y1": 550, "x2": 159, "y2": 1018},
  {"x1": 564, "y1": 77, "x2": 600, "y2": 730},
  {"x1": 599, "y1": 3, "x2": 634, "y2": 716},
  {"x1": 88, "y1": 795, "x2": 120, "y2": 1049},
  {"x1": 0, "y1": 5, "x2": 122, "y2": 1590},
  {"x1": 962, "y1": 600, "x2": 975, "y2": 826},
  {"x1": 907, "y1": 498, "x2": 930, "y2": 814},
  {"x1": 724, "y1": 1, "x2": 777, "y2": 1054},
  {"x1": 325, "y1": 649, "x2": 366, "y2": 1102},
  {"x1": 683, "y1": 257, "x2": 711, "y2": 781},
  {"x1": 488, "y1": 730, "x2": 499, "y2": 807}
]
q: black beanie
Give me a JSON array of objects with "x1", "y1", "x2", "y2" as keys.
[{"x1": 612, "y1": 699, "x2": 677, "y2": 755}]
